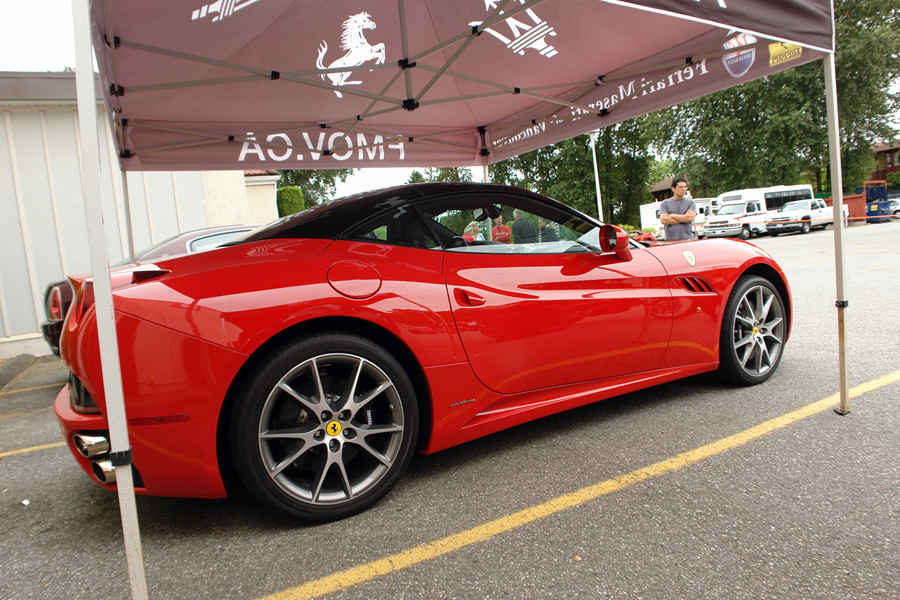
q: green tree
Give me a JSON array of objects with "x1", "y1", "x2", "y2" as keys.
[
  {"x1": 276, "y1": 186, "x2": 305, "y2": 217},
  {"x1": 422, "y1": 167, "x2": 473, "y2": 182},
  {"x1": 407, "y1": 170, "x2": 426, "y2": 183},
  {"x1": 647, "y1": 0, "x2": 899, "y2": 195},
  {"x1": 488, "y1": 118, "x2": 653, "y2": 226},
  {"x1": 277, "y1": 169, "x2": 355, "y2": 204}
]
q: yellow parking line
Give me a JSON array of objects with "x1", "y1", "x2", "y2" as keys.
[
  {"x1": 0, "y1": 441, "x2": 66, "y2": 459},
  {"x1": 0, "y1": 382, "x2": 65, "y2": 396},
  {"x1": 260, "y1": 369, "x2": 900, "y2": 600}
]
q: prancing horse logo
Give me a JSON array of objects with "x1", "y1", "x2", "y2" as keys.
[
  {"x1": 317, "y1": 12, "x2": 387, "y2": 98},
  {"x1": 682, "y1": 250, "x2": 696, "y2": 267}
]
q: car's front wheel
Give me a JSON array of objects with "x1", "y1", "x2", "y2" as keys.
[
  {"x1": 717, "y1": 275, "x2": 787, "y2": 386},
  {"x1": 800, "y1": 221, "x2": 811, "y2": 234},
  {"x1": 229, "y1": 332, "x2": 418, "y2": 521}
]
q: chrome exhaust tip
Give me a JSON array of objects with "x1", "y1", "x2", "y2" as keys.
[
  {"x1": 74, "y1": 434, "x2": 110, "y2": 458},
  {"x1": 91, "y1": 459, "x2": 117, "y2": 484}
]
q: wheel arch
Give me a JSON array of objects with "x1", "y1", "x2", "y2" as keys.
[
  {"x1": 215, "y1": 316, "x2": 434, "y2": 494},
  {"x1": 736, "y1": 263, "x2": 792, "y2": 338}
]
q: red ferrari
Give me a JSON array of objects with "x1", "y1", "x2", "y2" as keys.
[{"x1": 56, "y1": 183, "x2": 791, "y2": 521}]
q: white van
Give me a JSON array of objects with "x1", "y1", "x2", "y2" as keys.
[
  {"x1": 639, "y1": 200, "x2": 664, "y2": 238},
  {"x1": 704, "y1": 185, "x2": 814, "y2": 240},
  {"x1": 691, "y1": 198, "x2": 715, "y2": 238}
]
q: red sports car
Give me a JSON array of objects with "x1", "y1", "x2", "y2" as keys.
[
  {"x1": 56, "y1": 183, "x2": 791, "y2": 521},
  {"x1": 41, "y1": 224, "x2": 259, "y2": 356}
]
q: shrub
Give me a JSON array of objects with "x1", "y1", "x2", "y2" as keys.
[{"x1": 276, "y1": 186, "x2": 305, "y2": 217}]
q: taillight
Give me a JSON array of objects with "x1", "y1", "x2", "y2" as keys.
[
  {"x1": 46, "y1": 286, "x2": 63, "y2": 320},
  {"x1": 78, "y1": 282, "x2": 95, "y2": 319},
  {"x1": 69, "y1": 372, "x2": 100, "y2": 415}
]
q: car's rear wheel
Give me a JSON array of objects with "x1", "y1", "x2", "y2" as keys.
[
  {"x1": 229, "y1": 332, "x2": 418, "y2": 521},
  {"x1": 770, "y1": 231, "x2": 779, "y2": 237},
  {"x1": 717, "y1": 275, "x2": 786, "y2": 386}
]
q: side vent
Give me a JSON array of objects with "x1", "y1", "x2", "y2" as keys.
[{"x1": 677, "y1": 276, "x2": 714, "y2": 293}]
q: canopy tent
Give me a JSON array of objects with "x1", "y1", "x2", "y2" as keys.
[
  {"x1": 70, "y1": 1, "x2": 848, "y2": 598},
  {"x1": 90, "y1": 0, "x2": 834, "y2": 171}
]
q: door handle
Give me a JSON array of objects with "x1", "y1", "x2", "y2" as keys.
[{"x1": 454, "y1": 288, "x2": 486, "y2": 307}]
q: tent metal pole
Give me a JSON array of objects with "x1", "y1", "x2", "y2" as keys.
[
  {"x1": 823, "y1": 52, "x2": 850, "y2": 415},
  {"x1": 483, "y1": 157, "x2": 490, "y2": 183},
  {"x1": 121, "y1": 171, "x2": 136, "y2": 264},
  {"x1": 589, "y1": 130, "x2": 603, "y2": 222},
  {"x1": 72, "y1": 0, "x2": 149, "y2": 598}
]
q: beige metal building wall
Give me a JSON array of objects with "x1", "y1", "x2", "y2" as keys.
[{"x1": 0, "y1": 72, "x2": 257, "y2": 358}]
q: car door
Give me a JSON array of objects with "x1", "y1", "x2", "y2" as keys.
[{"x1": 419, "y1": 192, "x2": 674, "y2": 395}]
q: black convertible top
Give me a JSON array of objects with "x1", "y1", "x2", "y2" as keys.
[{"x1": 235, "y1": 182, "x2": 563, "y2": 243}]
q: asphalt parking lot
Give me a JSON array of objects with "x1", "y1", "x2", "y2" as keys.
[{"x1": 2, "y1": 219, "x2": 899, "y2": 600}]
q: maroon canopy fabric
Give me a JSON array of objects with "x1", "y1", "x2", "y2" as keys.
[{"x1": 90, "y1": 0, "x2": 833, "y2": 171}]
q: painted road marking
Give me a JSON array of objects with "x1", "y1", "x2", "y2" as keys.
[
  {"x1": 0, "y1": 442, "x2": 65, "y2": 459},
  {"x1": 259, "y1": 369, "x2": 900, "y2": 600},
  {"x1": 0, "y1": 382, "x2": 65, "y2": 397}
]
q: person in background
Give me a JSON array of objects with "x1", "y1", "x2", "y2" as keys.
[
  {"x1": 538, "y1": 217, "x2": 559, "y2": 242},
  {"x1": 659, "y1": 177, "x2": 697, "y2": 241},
  {"x1": 510, "y1": 209, "x2": 537, "y2": 243},
  {"x1": 492, "y1": 215, "x2": 511, "y2": 244},
  {"x1": 462, "y1": 221, "x2": 480, "y2": 243}
]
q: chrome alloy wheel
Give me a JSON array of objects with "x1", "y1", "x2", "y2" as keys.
[
  {"x1": 257, "y1": 353, "x2": 405, "y2": 506},
  {"x1": 730, "y1": 284, "x2": 785, "y2": 378}
]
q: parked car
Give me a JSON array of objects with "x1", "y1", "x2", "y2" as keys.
[
  {"x1": 55, "y1": 183, "x2": 792, "y2": 521},
  {"x1": 629, "y1": 229, "x2": 656, "y2": 242},
  {"x1": 766, "y1": 199, "x2": 833, "y2": 236},
  {"x1": 41, "y1": 224, "x2": 260, "y2": 355},
  {"x1": 889, "y1": 200, "x2": 900, "y2": 218}
]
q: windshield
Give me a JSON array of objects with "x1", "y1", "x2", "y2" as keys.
[
  {"x1": 781, "y1": 201, "x2": 811, "y2": 212},
  {"x1": 717, "y1": 204, "x2": 748, "y2": 216}
]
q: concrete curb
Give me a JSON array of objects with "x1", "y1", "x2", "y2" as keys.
[{"x1": 0, "y1": 354, "x2": 38, "y2": 390}]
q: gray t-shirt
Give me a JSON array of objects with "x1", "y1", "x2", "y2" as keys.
[{"x1": 659, "y1": 197, "x2": 697, "y2": 240}]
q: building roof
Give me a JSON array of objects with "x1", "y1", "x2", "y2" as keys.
[
  {"x1": 873, "y1": 142, "x2": 900, "y2": 153},
  {"x1": 0, "y1": 71, "x2": 103, "y2": 106}
]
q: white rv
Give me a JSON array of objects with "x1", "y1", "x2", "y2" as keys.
[{"x1": 704, "y1": 184, "x2": 814, "y2": 240}]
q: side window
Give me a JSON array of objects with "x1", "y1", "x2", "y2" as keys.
[
  {"x1": 187, "y1": 230, "x2": 248, "y2": 253},
  {"x1": 343, "y1": 206, "x2": 439, "y2": 249},
  {"x1": 418, "y1": 194, "x2": 602, "y2": 254}
]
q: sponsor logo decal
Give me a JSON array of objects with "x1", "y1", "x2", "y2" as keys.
[
  {"x1": 769, "y1": 42, "x2": 802, "y2": 67},
  {"x1": 722, "y1": 32, "x2": 757, "y2": 78},
  {"x1": 469, "y1": 0, "x2": 558, "y2": 58},
  {"x1": 317, "y1": 12, "x2": 387, "y2": 98},
  {"x1": 192, "y1": 0, "x2": 263, "y2": 23},
  {"x1": 238, "y1": 131, "x2": 406, "y2": 163},
  {"x1": 682, "y1": 250, "x2": 696, "y2": 267}
]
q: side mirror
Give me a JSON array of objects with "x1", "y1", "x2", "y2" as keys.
[{"x1": 598, "y1": 225, "x2": 633, "y2": 261}]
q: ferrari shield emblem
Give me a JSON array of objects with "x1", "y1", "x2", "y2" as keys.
[{"x1": 682, "y1": 250, "x2": 696, "y2": 267}]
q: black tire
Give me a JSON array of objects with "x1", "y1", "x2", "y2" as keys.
[
  {"x1": 229, "y1": 331, "x2": 418, "y2": 521},
  {"x1": 800, "y1": 221, "x2": 810, "y2": 234},
  {"x1": 769, "y1": 232, "x2": 779, "y2": 237},
  {"x1": 739, "y1": 227, "x2": 751, "y2": 240},
  {"x1": 717, "y1": 275, "x2": 787, "y2": 386}
]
